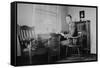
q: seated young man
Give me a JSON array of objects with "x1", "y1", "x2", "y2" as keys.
[
  {"x1": 60, "y1": 15, "x2": 78, "y2": 57},
  {"x1": 60, "y1": 15, "x2": 78, "y2": 45}
]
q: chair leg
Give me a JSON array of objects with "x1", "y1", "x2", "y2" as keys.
[
  {"x1": 77, "y1": 48, "x2": 80, "y2": 56},
  {"x1": 29, "y1": 49, "x2": 32, "y2": 64},
  {"x1": 48, "y1": 56, "x2": 50, "y2": 63},
  {"x1": 66, "y1": 47, "x2": 68, "y2": 57},
  {"x1": 48, "y1": 52, "x2": 51, "y2": 63},
  {"x1": 57, "y1": 52, "x2": 60, "y2": 60},
  {"x1": 28, "y1": 44, "x2": 32, "y2": 64}
]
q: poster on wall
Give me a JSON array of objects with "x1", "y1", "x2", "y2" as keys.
[{"x1": 11, "y1": 1, "x2": 98, "y2": 66}]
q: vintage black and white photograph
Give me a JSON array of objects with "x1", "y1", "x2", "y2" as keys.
[{"x1": 11, "y1": 2, "x2": 97, "y2": 66}]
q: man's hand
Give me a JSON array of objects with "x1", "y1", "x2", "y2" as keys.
[{"x1": 64, "y1": 34, "x2": 72, "y2": 39}]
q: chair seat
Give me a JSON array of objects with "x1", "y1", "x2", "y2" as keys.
[{"x1": 66, "y1": 45, "x2": 80, "y2": 47}]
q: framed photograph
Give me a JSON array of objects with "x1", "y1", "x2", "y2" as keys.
[
  {"x1": 80, "y1": 10, "x2": 85, "y2": 18},
  {"x1": 11, "y1": 1, "x2": 98, "y2": 66}
]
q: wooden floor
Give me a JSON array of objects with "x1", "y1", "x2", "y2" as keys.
[
  {"x1": 16, "y1": 54, "x2": 97, "y2": 66},
  {"x1": 56, "y1": 54, "x2": 97, "y2": 63}
]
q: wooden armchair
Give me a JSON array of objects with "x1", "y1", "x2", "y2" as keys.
[
  {"x1": 65, "y1": 32, "x2": 82, "y2": 57},
  {"x1": 17, "y1": 25, "x2": 36, "y2": 64}
]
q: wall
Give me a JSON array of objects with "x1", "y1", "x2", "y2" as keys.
[
  {"x1": 17, "y1": 3, "x2": 33, "y2": 26},
  {"x1": 18, "y1": 4, "x2": 61, "y2": 34},
  {"x1": 33, "y1": 5, "x2": 60, "y2": 34},
  {"x1": 67, "y1": 7, "x2": 96, "y2": 54},
  {"x1": 59, "y1": 6, "x2": 69, "y2": 32}
]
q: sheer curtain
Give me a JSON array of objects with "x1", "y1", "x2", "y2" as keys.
[{"x1": 32, "y1": 4, "x2": 61, "y2": 35}]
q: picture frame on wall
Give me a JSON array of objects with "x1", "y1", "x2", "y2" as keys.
[
  {"x1": 11, "y1": 1, "x2": 98, "y2": 66},
  {"x1": 80, "y1": 10, "x2": 85, "y2": 18}
]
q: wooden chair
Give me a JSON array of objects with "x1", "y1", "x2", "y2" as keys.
[
  {"x1": 65, "y1": 32, "x2": 82, "y2": 57},
  {"x1": 17, "y1": 25, "x2": 36, "y2": 64}
]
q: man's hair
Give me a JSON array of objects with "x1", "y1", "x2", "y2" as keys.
[{"x1": 66, "y1": 15, "x2": 72, "y2": 19}]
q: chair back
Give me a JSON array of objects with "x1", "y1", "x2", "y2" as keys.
[
  {"x1": 69, "y1": 32, "x2": 82, "y2": 46},
  {"x1": 19, "y1": 26, "x2": 35, "y2": 39},
  {"x1": 17, "y1": 25, "x2": 36, "y2": 52}
]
